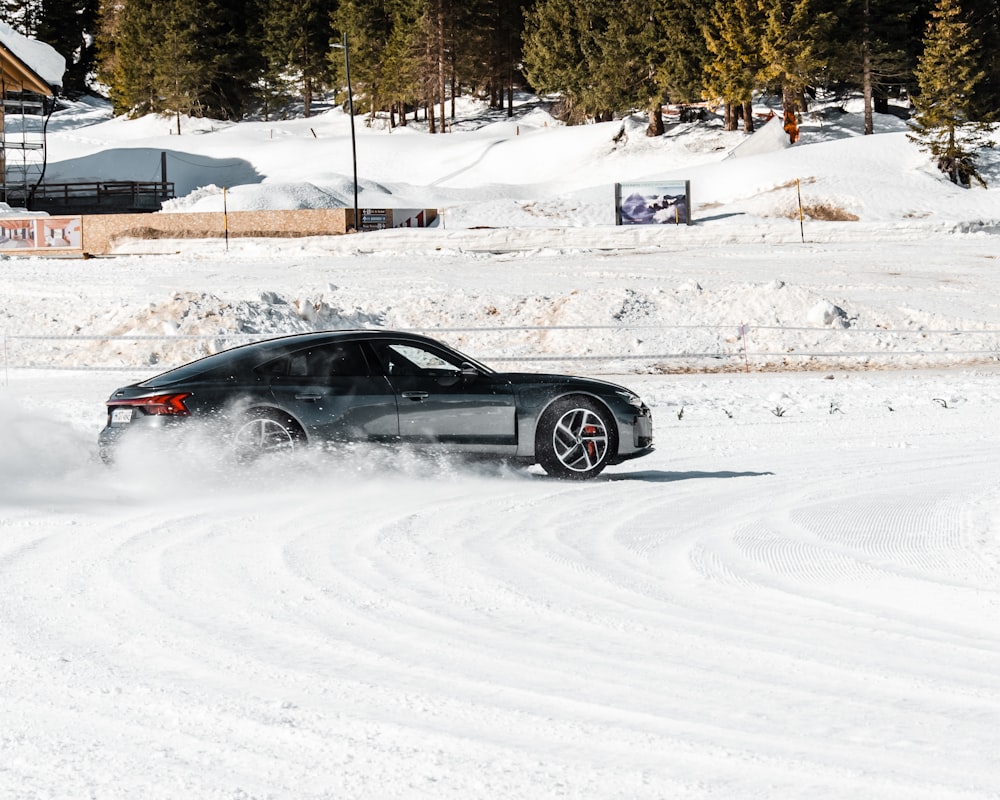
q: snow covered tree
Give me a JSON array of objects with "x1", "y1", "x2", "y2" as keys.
[{"x1": 909, "y1": 0, "x2": 993, "y2": 186}]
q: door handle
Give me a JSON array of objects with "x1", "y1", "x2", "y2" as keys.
[
  {"x1": 401, "y1": 391, "x2": 429, "y2": 401},
  {"x1": 295, "y1": 393, "x2": 322, "y2": 401}
]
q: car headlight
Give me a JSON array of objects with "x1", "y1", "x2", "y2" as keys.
[{"x1": 616, "y1": 390, "x2": 645, "y2": 409}]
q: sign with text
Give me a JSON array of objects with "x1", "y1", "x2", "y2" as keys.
[
  {"x1": 358, "y1": 209, "x2": 437, "y2": 232},
  {"x1": 615, "y1": 181, "x2": 691, "y2": 225}
]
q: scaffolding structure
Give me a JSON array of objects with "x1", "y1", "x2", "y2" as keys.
[
  {"x1": 0, "y1": 42, "x2": 56, "y2": 209},
  {"x1": 1, "y1": 88, "x2": 48, "y2": 207}
]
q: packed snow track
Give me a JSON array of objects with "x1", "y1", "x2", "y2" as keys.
[{"x1": 2, "y1": 370, "x2": 999, "y2": 799}]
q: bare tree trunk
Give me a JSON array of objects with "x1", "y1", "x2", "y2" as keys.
[
  {"x1": 438, "y1": 32, "x2": 446, "y2": 130},
  {"x1": 724, "y1": 101, "x2": 736, "y2": 131},
  {"x1": 507, "y1": 61, "x2": 514, "y2": 118},
  {"x1": 862, "y1": 0, "x2": 873, "y2": 135},
  {"x1": 743, "y1": 100, "x2": 755, "y2": 133},
  {"x1": 782, "y1": 85, "x2": 799, "y2": 143},
  {"x1": 646, "y1": 102, "x2": 664, "y2": 136}
]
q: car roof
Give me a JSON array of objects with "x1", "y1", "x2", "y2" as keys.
[{"x1": 136, "y1": 329, "x2": 487, "y2": 387}]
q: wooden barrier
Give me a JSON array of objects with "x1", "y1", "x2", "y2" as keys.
[{"x1": 79, "y1": 208, "x2": 438, "y2": 255}]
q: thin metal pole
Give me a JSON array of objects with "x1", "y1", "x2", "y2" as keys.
[
  {"x1": 796, "y1": 178, "x2": 805, "y2": 243},
  {"x1": 344, "y1": 33, "x2": 359, "y2": 231}
]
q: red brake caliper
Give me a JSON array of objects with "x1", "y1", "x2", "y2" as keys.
[{"x1": 583, "y1": 424, "x2": 597, "y2": 458}]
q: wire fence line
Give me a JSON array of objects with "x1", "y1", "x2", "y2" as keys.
[
  {"x1": 6, "y1": 323, "x2": 1000, "y2": 338},
  {"x1": 2, "y1": 324, "x2": 1000, "y2": 375}
]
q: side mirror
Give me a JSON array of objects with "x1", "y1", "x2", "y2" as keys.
[{"x1": 438, "y1": 364, "x2": 479, "y2": 388}]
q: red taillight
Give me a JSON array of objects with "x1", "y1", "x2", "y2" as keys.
[{"x1": 108, "y1": 393, "x2": 192, "y2": 416}]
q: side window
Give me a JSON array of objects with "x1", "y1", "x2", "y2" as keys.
[
  {"x1": 374, "y1": 342, "x2": 462, "y2": 377},
  {"x1": 256, "y1": 342, "x2": 369, "y2": 378}
]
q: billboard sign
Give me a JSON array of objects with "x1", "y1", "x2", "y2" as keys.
[
  {"x1": 0, "y1": 216, "x2": 83, "y2": 253},
  {"x1": 615, "y1": 181, "x2": 691, "y2": 225}
]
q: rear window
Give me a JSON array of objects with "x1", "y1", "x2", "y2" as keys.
[
  {"x1": 138, "y1": 350, "x2": 238, "y2": 386},
  {"x1": 255, "y1": 342, "x2": 370, "y2": 378},
  {"x1": 138, "y1": 339, "x2": 290, "y2": 386}
]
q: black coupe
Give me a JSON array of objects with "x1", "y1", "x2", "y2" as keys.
[{"x1": 99, "y1": 330, "x2": 654, "y2": 479}]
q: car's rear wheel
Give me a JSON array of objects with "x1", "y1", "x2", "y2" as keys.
[
  {"x1": 233, "y1": 408, "x2": 304, "y2": 460},
  {"x1": 536, "y1": 396, "x2": 616, "y2": 479}
]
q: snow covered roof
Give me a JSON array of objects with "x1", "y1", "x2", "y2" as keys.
[{"x1": 0, "y1": 21, "x2": 65, "y2": 94}]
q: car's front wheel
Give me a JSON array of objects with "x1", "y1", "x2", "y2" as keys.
[
  {"x1": 536, "y1": 396, "x2": 616, "y2": 479},
  {"x1": 232, "y1": 408, "x2": 304, "y2": 460}
]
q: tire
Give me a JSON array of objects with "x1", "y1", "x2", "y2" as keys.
[
  {"x1": 232, "y1": 408, "x2": 304, "y2": 461},
  {"x1": 535, "y1": 396, "x2": 617, "y2": 479}
]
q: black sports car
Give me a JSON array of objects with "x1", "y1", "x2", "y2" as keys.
[{"x1": 99, "y1": 330, "x2": 653, "y2": 479}]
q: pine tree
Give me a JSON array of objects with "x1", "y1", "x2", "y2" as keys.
[
  {"x1": 703, "y1": 0, "x2": 764, "y2": 131},
  {"x1": 756, "y1": 0, "x2": 835, "y2": 133},
  {"x1": 331, "y1": 0, "x2": 390, "y2": 119},
  {"x1": 101, "y1": 0, "x2": 159, "y2": 115},
  {"x1": 651, "y1": 0, "x2": 710, "y2": 107},
  {"x1": 966, "y1": 0, "x2": 1000, "y2": 116},
  {"x1": 263, "y1": 0, "x2": 336, "y2": 118},
  {"x1": 909, "y1": 0, "x2": 994, "y2": 186},
  {"x1": 523, "y1": 0, "x2": 653, "y2": 123},
  {"x1": 523, "y1": 0, "x2": 598, "y2": 121},
  {"x1": 34, "y1": 0, "x2": 99, "y2": 95},
  {"x1": 584, "y1": 0, "x2": 658, "y2": 121},
  {"x1": 825, "y1": 0, "x2": 922, "y2": 134},
  {"x1": 478, "y1": 0, "x2": 524, "y2": 115},
  {"x1": 1, "y1": 0, "x2": 44, "y2": 35},
  {"x1": 98, "y1": 0, "x2": 264, "y2": 120}
]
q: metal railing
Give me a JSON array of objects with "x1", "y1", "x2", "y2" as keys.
[{"x1": 28, "y1": 181, "x2": 175, "y2": 207}]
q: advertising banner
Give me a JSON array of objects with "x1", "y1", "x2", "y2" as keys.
[
  {"x1": 0, "y1": 216, "x2": 84, "y2": 253},
  {"x1": 615, "y1": 181, "x2": 691, "y2": 225}
]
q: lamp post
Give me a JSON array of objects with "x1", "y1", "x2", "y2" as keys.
[{"x1": 332, "y1": 33, "x2": 359, "y2": 231}]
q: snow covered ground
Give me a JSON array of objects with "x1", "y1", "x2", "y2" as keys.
[{"x1": 2, "y1": 95, "x2": 1000, "y2": 799}]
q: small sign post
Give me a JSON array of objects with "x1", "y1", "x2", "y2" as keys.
[{"x1": 738, "y1": 323, "x2": 751, "y2": 373}]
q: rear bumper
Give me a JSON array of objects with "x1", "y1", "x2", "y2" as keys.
[
  {"x1": 98, "y1": 424, "x2": 125, "y2": 463},
  {"x1": 98, "y1": 416, "x2": 186, "y2": 463}
]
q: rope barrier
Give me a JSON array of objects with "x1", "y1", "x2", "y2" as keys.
[
  {"x1": 1, "y1": 325, "x2": 998, "y2": 373},
  {"x1": 4, "y1": 324, "x2": 1000, "y2": 341}
]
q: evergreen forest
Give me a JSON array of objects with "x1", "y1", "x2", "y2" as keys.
[{"x1": 2, "y1": 0, "x2": 999, "y2": 143}]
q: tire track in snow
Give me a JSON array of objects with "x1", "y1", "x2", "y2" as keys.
[{"x1": 3, "y1": 407, "x2": 1000, "y2": 798}]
